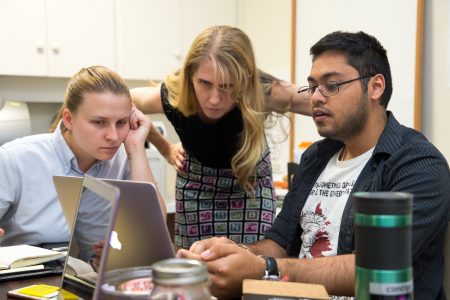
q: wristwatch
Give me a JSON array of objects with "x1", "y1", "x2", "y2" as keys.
[{"x1": 262, "y1": 256, "x2": 280, "y2": 281}]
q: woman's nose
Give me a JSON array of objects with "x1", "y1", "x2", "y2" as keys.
[
  {"x1": 209, "y1": 88, "x2": 223, "y2": 104},
  {"x1": 105, "y1": 125, "x2": 119, "y2": 140}
]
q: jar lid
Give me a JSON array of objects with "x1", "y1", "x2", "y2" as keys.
[
  {"x1": 100, "y1": 266, "x2": 153, "y2": 297},
  {"x1": 151, "y1": 258, "x2": 208, "y2": 285}
]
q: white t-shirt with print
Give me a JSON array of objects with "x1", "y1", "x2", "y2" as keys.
[{"x1": 298, "y1": 147, "x2": 374, "y2": 259}]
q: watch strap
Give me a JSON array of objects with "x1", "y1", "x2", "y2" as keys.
[{"x1": 262, "y1": 256, "x2": 280, "y2": 280}]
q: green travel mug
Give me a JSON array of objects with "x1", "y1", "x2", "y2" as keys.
[{"x1": 353, "y1": 192, "x2": 413, "y2": 300}]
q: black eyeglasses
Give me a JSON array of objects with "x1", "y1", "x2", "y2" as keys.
[{"x1": 298, "y1": 75, "x2": 375, "y2": 97}]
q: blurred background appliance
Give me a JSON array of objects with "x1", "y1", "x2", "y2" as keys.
[
  {"x1": 146, "y1": 121, "x2": 167, "y2": 198},
  {"x1": 0, "y1": 98, "x2": 31, "y2": 145}
]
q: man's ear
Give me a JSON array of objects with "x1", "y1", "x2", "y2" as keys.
[
  {"x1": 62, "y1": 108, "x2": 73, "y2": 130},
  {"x1": 369, "y1": 74, "x2": 385, "y2": 102}
]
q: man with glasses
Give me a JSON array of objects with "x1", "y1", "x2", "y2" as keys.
[{"x1": 178, "y1": 31, "x2": 450, "y2": 299}]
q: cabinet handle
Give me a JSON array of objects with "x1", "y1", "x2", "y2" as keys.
[
  {"x1": 36, "y1": 41, "x2": 45, "y2": 53},
  {"x1": 51, "y1": 43, "x2": 60, "y2": 54}
]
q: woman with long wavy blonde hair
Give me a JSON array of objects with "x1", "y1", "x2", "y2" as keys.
[{"x1": 132, "y1": 25, "x2": 309, "y2": 249}]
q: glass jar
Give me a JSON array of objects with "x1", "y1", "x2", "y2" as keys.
[
  {"x1": 99, "y1": 266, "x2": 153, "y2": 300},
  {"x1": 150, "y1": 258, "x2": 211, "y2": 300}
]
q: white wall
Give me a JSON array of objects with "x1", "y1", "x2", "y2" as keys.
[
  {"x1": 238, "y1": 0, "x2": 292, "y2": 180},
  {"x1": 238, "y1": 0, "x2": 291, "y2": 79},
  {"x1": 422, "y1": 0, "x2": 450, "y2": 160}
]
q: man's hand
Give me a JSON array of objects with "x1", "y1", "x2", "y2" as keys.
[
  {"x1": 178, "y1": 242, "x2": 265, "y2": 299},
  {"x1": 0, "y1": 228, "x2": 4, "y2": 238},
  {"x1": 188, "y1": 236, "x2": 236, "y2": 255}
]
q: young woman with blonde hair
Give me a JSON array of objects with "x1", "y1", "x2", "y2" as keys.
[
  {"x1": 132, "y1": 25, "x2": 309, "y2": 249},
  {"x1": 0, "y1": 66, "x2": 164, "y2": 258}
]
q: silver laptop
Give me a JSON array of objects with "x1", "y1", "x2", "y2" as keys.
[
  {"x1": 53, "y1": 175, "x2": 83, "y2": 233},
  {"x1": 54, "y1": 175, "x2": 175, "y2": 299}
]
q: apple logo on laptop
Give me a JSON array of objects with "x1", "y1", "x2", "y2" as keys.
[{"x1": 110, "y1": 230, "x2": 122, "y2": 250}]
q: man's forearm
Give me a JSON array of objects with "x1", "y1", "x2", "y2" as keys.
[
  {"x1": 278, "y1": 254, "x2": 355, "y2": 297},
  {"x1": 246, "y1": 239, "x2": 287, "y2": 258}
]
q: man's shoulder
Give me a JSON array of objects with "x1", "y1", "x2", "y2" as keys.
[
  {"x1": 380, "y1": 114, "x2": 445, "y2": 161},
  {"x1": 394, "y1": 125, "x2": 444, "y2": 159}
]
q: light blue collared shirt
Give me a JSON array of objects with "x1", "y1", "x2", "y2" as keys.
[{"x1": 0, "y1": 123, "x2": 131, "y2": 247}]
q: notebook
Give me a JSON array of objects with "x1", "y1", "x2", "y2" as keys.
[{"x1": 53, "y1": 175, "x2": 175, "y2": 300}]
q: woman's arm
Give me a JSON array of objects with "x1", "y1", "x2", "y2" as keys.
[
  {"x1": 124, "y1": 108, "x2": 167, "y2": 217},
  {"x1": 146, "y1": 124, "x2": 186, "y2": 173},
  {"x1": 258, "y1": 70, "x2": 310, "y2": 116},
  {"x1": 131, "y1": 85, "x2": 186, "y2": 172},
  {"x1": 268, "y1": 80, "x2": 311, "y2": 116},
  {"x1": 130, "y1": 85, "x2": 165, "y2": 114}
]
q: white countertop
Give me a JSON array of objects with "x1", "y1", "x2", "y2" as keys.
[{"x1": 166, "y1": 201, "x2": 176, "y2": 214}]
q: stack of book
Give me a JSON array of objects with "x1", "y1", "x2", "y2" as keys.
[{"x1": 0, "y1": 244, "x2": 66, "y2": 281}]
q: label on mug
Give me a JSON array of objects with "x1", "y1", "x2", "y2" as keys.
[{"x1": 369, "y1": 280, "x2": 413, "y2": 296}]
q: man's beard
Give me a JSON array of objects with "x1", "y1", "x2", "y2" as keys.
[{"x1": 317, "y1": 94, "x2": 369, "y2": 141}]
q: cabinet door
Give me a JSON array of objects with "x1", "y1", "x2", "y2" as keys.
[
  {"x1": 115, "y1": 0, "x2": 182, "y2": 81},
  {"x1": 46, "y1": 0, "x2": 115, "y2": 77},
  {"x1": 0, "y1": 0, "x2": 47, "y2": 76},
  {"x1": 181, "y1": 0, "x2": 237, "y2": 55}
]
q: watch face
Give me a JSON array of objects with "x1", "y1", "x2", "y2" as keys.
[{"x1": 262, "y1": 275, "x2": 280, "y2": 281}]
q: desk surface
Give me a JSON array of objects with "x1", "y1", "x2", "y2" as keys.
[
  {"x1": 0, "y1": 275, "x2": 61, "y2": 299},
  {"x1": 0, "y1": 275, "x2": 354, "y2": 300}
]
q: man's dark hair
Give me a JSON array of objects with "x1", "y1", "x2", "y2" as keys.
[{"x1": 310, "y1": 31, "x2": 393, "y2": 108}]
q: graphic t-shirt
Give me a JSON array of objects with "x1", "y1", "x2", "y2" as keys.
[{"x1": 298, "y1": 147, "x2": 374, "y2": 258}]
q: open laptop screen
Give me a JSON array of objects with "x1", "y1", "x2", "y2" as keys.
[
  {"x1": 99, "y1": 178, "x2": 175, "y2": 271},
  {"x1": 59, "y1": 175, "x2": 120, "y2": 299},
  {"x1": 56, "y1": 175, "x2": 175, "y2": 299}
]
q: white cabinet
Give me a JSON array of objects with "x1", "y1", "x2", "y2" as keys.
[
  {"x1": 0, "y1": 0, "x2": 47, "y2": 76},
  {"x1": 0, "y1": 0, "x2": 237, "y2": 80},
  {"x1": 45, "y1": 0, "x2": 115, "y2": 77},
  {"x1": 180, "y1": 0, "x2": 238, "y2": 54},
  {"x1": 0, "y1": 0, "x2": 115, "y2": 77},
  {"x1": 115, "y1": 0, "x2": 182, "y2": 81},
  {"x1": 115, "y1": 0, "x2": 237, "y2": 81}
]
